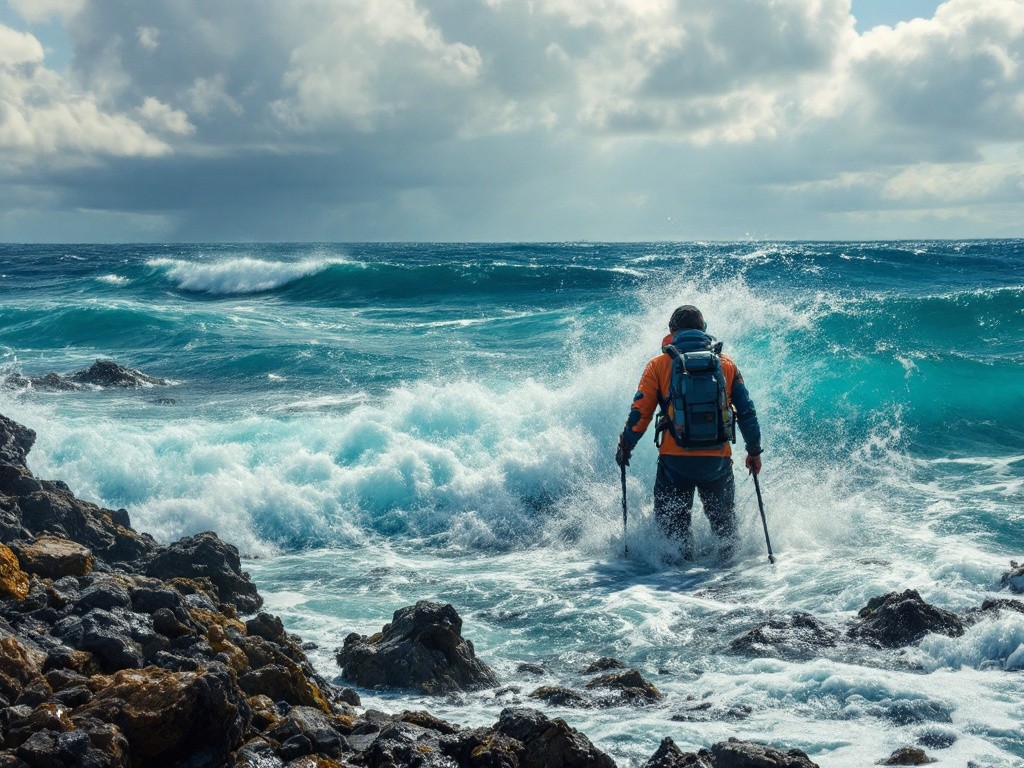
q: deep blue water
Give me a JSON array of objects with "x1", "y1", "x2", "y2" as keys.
[{"x1": 1, "y1": 242, "x2": 1022, "y2": 766}]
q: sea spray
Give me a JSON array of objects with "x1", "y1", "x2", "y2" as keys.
[{"x1": 2, "y1": 241, "x2": 1022, "y2": 766}]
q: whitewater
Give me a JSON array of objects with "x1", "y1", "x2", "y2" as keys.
[{"x1": 1, "y1": 241, "x2": 1022, "y2": 766}]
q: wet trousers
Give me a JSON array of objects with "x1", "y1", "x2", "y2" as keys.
[{"x1": 653, "y1": 455, "x2": 735, "y2": 553}]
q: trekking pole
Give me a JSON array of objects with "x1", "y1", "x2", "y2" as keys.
[
  {"x1": 620, "y1": 463, "x2": 628, "y2": 558},
  {"x1": 751, "y1": 472, "x2": 776, "y2": 564}
]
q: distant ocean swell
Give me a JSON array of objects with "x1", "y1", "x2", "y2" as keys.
[{"x1": 0, "y1": 269, "x2": 1015, "y2": 565}]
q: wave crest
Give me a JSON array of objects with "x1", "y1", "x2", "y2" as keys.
[{"x1": 148, "y1": 256, "x2": 350, "y2": 295}]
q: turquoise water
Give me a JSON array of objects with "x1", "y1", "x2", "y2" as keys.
[{"x1": 1, "y1": 242, "x2": 1022, "y2": 766}]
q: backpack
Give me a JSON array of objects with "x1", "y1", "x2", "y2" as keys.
[{"x1": 656, "y1": 341, "x2": 735, "y2": 450}]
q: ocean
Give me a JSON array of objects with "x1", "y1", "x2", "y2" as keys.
[{"x1": 1, "y1": 241, "x2": 1022, "y2": 766}]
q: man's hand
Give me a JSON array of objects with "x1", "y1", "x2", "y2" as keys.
[
  {"x1": 745, "y1": 454, "x2": 762, "y2": 475},
  {"x1": 615, "y1": 437, "x2": 632, "y2": 468}
]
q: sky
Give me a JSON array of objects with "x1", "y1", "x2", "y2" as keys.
[{"x1": 0, "y1": 0, "x2": 1022, "y2": 242}]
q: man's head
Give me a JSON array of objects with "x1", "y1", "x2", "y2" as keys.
[{"x1": 668, "y1": 305, "x2": 706, "y2": 332}]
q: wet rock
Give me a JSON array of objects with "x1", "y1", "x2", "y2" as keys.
[
  {"x1": 77, "y1": 581, "x2": 133, "y2": 613},
  {"x1": 337, "y1": 601, "x2": 498, "y2": 694},
  {"x1": 916, "y1": 730, "x2": 956, "y2": 750},
  {"x1": 238, "y1": 662, "x2": 332, "y2": 713},
  {"x1": 0, "y1": 636, "x2": 46, "y2": 702},
  {"x1": 731, "y1": 613, "x2": 840, "y2": 658},
  {"x1": 67, "y1": 360, "x2": 167, "y2": 389},
  {"x1": 976, "y1": 598, "x2": 1024, "y2": 616},
  {"x1": 360, "y1": 720, "x2": 454, "y2": 768},
  {"x1": 580, "y1": 657, "x2": 623, "y2": 675},
  {"x1": 492, "y1": 707, "x2": 616, "y2": 768},
  {"x1": 642, "y1": 738, "x2": 713, "y2": 768},
  {"x1": 396, "y1": 710, "x2": 460, "y2": 735},
  {"x1": 0, "y1": 415, "x2": 35, "y2": 469},
  {"x1": 144, "y1": 532, "x2": 262, "y2": 614},
  {"x1": 880, "y1": 747, "x2": 936, "y2": 765},
  {"x1": 710, "y1": 738, "x2": 819, "y2": 768},
  {"x1": 878, "y1": 699, "x2": 952, "y2": 726},
  {"x1": 849, "y1": 590, "x2": 965, "y2": 648},
  {"x1": 75, "y1": 664, "x2": 250, "y2": 767},
  {"x1": 16, "y1": 729, "x2": 111, "y2": 768},
  {"x1": 517, "y1": 663, "x2": 545, "y2": 676},
  {"x1": 6, "y1": 701, "x2": 73, "y2": 748},
  {"x1": 269, "y1": 706, "x2": 351, "y2": 756},
  {"x1": 337, "y1": 687, "x2": 361, "y2": 707},
  {"x1": 529, "y1": 686, "x2": 593, "y2": 709},
  {"x1": 1000, "y1": 561, "x2": 1024, "y2": 594},
  {"x1": 12, "y1": 536, "x2": 93, "y2": 580},
  {"x1": 0, "y1": 546, "x2": 29, "y2": 601},
  {"x1": 585, "y1": 669, "x2": 661, "y2": 705},
  {"x1": 235, "y1": 738, "x2": 286, "y2": 768}
]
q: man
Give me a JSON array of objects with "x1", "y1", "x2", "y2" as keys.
[{"x1": 616, "y1": 305, "x2": 762, "y2": 558}]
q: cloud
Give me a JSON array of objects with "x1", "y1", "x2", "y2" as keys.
[
  {"x1": 1, "y1": 0, "x2": 1023, "y2": 240},
  {"x1": 0, "y1": 24, "x2": 168, "y2": 163},
  {"x1": 7, "y1": 0, "x2": 83, "y2": 24},
  {"x1": 138, "y1": 97, "x2": 195, "y2": 136}
]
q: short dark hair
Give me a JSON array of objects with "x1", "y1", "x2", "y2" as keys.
[{"x1": 668, "y1": 305, "x2": 705, "y2": 332}]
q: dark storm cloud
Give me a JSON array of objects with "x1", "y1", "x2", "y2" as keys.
[{"x1": 1, "y1": 0, "x2": 1023, "y2": 240}]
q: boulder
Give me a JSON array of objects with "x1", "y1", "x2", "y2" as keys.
[
  {"x1": 0, "y1": 545, "x2": 29, "y2": 600},
  {"x1": 1002, "y1": 561, "x2": 1024, "y2": 593},
  {"x1": 12, "y1": 535, "x2": 93, "y2": 580},
  {"x1": 849, "y1": 590, "x2": 965, "y2": 648},
  {"x1": 731, "y1": 613, "x2": 840, "y2": 658},
  {"x1": 144, "y1": 532, "x2": 262, "y2": 614},
  {"x1": 0, "y1": 414, "x2": 35, "y2": 469},
  {"x1": 642, "y1": 738, "x2": 712, "y2": 768},
  {"x1": 67, "y1": 360, "x2": 167, "y2": 388},
  {"x1": 580, "y1": 658, "x2": 623, "y2": 675},
  {"x1": 710, "y1": 738, "x2": 819, "y2": 768},
  {"x1": 74, "y1": 664, "x2": 250, "y2": 767},
  {"x1": 263, "y1": 706, "x2": 351, "y2": 759},
  {"x1": 585, "y1": 669, "x2": 661, "y2": 705},
  {"x1": 880, "y1": 747, "x2": 936, "y2": 765},
  {"x1": 529, "y1": 686, "x2": 593, "y2": 709},
  {"x1": 337, "y1": 602, "x2": 498, "y2": 694},
  {"x1": 492, "y1": 707, "x2": 616, "y2": 768}
]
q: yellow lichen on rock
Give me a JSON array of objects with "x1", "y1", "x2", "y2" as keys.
[{"x1": 0, "y1": 544, "x2": 29, "y2": 600}]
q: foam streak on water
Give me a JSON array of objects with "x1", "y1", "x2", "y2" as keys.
[{"x1": 1, "y1": 241, "x2": 1022, "y2": 766}]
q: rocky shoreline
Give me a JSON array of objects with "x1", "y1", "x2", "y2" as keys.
[{"x1": 1, "y1": 411, "x2": 1020, "y2": 768}]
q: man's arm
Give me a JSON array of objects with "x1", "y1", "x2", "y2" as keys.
[
  {"x1": 730, "y1": 369, "x2": 763, "y2": 472},
  {"x1": 617, "y1": 359, "x2": 661, "y2": 464}
]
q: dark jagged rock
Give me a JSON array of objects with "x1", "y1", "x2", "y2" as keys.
[
  {"x1": 359, "y1": 719, "x2": 453, "y2": 768},
  {"x1": 492, "y1": 707, "x2": 616, "y2": 768},
  {"x1": 337, "y1": 601, "x2": 498, "y2": 694},
  {"x1": 580, "y1": 657, "x2": 623, "y2": 675},
  {"x1": 710, "y1": 738, "x2": 819, "y2": 768},
  {"x1": 642, "y1": 737, "x2": 713, "y2": 768},
  {"x1": 74, "y1": 664, "x2": 250, "y2": 767},
  {"x1": 517, "y1": 662, "x2": 546, "y2": 676},
  {"x1": 849, "y1": 590, "x2": 965, "y2": 648},
  {"x1": 880, "y1": 747, "x2": 936, "y2": 765},
  {"x1": 1001, "y1": 561, "x2": 1024, "y2": 593},
  {"x1": 584, "y1": 669, "x2": 661, "y2": 705},
  {"x1": 443, "y1": 707, "x2": 616, "y2": 768},
  {"x1": 65, "y1": 360, "x2": 167, "y2": 389},
  {"x1": 916, "y1": 730, "x2": 956, "y2": 750},
  {"x1": 529, "y1": 686, "x2": 593, "y2": 709},
  {"x1": 396, "y1": 710, "x2": 460, "y2": 735},
  {"x1": 731, "y1": 613, "x2": 840, "y2": 658},
  {"x1": 144, "y1": 532, "x2": 263, "y2": 614}
]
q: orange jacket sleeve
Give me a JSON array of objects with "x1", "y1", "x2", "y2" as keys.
[{"x1": 620, "y1": 356, "x2": 665, "y2": 448}]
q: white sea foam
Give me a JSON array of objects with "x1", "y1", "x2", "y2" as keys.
[
  {"x1": 147, "y1": 256, "x2": 353, "y2": 294},
  {"x1": 96, "y1": 274, "x2": 129, "y2": 286}
]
